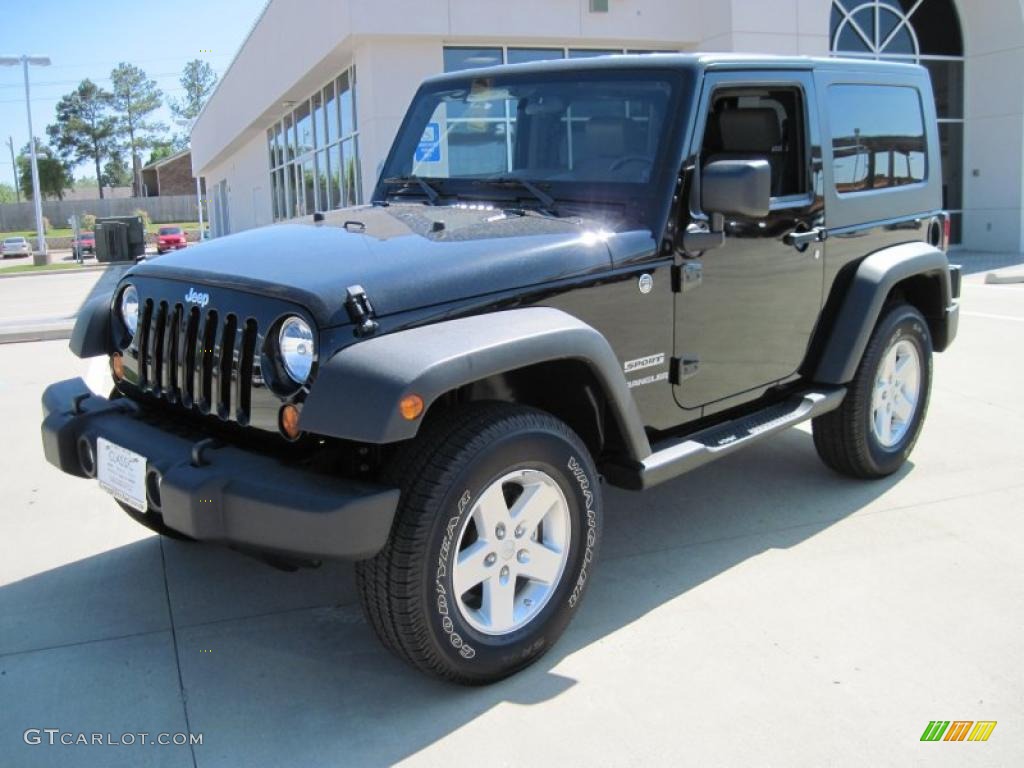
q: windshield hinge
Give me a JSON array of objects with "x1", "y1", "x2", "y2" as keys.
[
  {"x1": 345, "y1": 285, "x2": 379, "y2": 338},
  {"x1": 671, "y1": 261, "x2": 702, "y2": 293},
  {"x1": 670, "y1": 357, "x2": 700, "y2": 385}
]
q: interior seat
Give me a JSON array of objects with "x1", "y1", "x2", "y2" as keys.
[{"x1": 704, "y1": 108, "x2": 786, "y2": 196}]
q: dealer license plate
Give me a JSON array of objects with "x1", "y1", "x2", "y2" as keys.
[{"x1": 96, "y1": 438, "x2": 147, "y2": 513}]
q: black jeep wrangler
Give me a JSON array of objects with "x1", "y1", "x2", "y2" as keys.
[{"x1": 41, "y1": 54, "x2": 960, "y2": 684}]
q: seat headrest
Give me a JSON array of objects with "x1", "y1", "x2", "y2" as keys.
[
  {"x1": 584, "y1": 117, "x2": 627, "y2": 157},
  {"x1": 715, "y1": 108, "x2": 782, "y2": 153}
]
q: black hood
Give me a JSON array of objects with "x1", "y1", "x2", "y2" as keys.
[{"x1": 128, "y1": 205, "x2": 643, "y2": 327}]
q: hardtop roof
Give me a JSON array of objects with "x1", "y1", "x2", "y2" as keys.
[{"x1": 422, "y1": 52, "x2": 925, "y2": 86}]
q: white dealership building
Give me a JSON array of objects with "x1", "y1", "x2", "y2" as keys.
[{"x1": 192, "y1": 0, "x2": 1024, "y2": 251}]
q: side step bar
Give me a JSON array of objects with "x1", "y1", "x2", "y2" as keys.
[{"x1": 605, "y1": 388, "x2": 847, "y2": 490}]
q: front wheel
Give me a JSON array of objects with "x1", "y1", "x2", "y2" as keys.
[
  {"x1": 813, "y1": 302, "x2": 933, "y2": 478},
  {"x1": 356, "y1": 403, "x2": 602, "y2": 684}
]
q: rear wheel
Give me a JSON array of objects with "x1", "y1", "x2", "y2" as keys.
[
  {"x1": 813, "y1": 303, "x2": 933, "y2": 478},
  {"x1": 356, "y1": 403, "x2": 602, "y2": 684}
]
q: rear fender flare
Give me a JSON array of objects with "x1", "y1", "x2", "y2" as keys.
[{"x1": 814, "y1": 241, "x2": 952, "y2": 384}]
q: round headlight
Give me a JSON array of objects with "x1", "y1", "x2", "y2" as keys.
[
  {"x1": 119, "y1": 285, "x2": 139, "y2": 337},
  {"x1": 279, "y1": 316, "x2": 315, "y2": 384}
]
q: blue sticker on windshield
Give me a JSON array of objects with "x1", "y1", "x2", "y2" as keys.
[{"x1": 415, "y1": 122, "x2": 441, "y2": 163}]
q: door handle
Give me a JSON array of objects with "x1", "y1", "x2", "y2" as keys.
[{"x1": 784, "y1": 227, "x2": 827, "y2": 249}]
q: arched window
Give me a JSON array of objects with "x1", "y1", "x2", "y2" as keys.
[{"x1": 831, "y1": 0, "x2": 964, "y2": 243}]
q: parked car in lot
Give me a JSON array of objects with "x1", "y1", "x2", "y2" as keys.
[
  {"x1": 2, "y1": 236, "x2": 31, "y2": 258},
  {"x1": 72, "y1": 231, "x2": 95, "y2": 258},
  {"x1": 42, "y1": 54, "x2": 960, "y2": 685},
  {"x1": 156, "y1": 226, "x2": 187, "y2": 254}
]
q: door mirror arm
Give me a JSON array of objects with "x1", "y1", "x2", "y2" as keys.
[{"x1": 682, "y1": 214, "x2": 726, "y2": 253}]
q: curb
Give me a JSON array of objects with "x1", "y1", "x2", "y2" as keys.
[
  {"x1": 0, "y1": 323, "x2": 74, "y2": 345},
  {"x1": 0, "y1": 264, "x2": 114, "y2": 280},
  {"x1": 985, "y1": 272, "x2": 1024, "y2": 285}
]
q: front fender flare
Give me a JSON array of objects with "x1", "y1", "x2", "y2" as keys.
[
  {"x1": 300, "y1": 308, "x2": 652, "y2": 462},
  {"x1": 814, "y1": 241, "x2": 953, "y2": 384},
  {"x1": 69, "y1": 292, "x2": 114, "y2": 359}
]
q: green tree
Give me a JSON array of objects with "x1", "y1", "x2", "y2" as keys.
[
  {"x1": 46, "y1": 79, "x2": 116, "y2": 199},
  {"x1": 109, "y1": 63, "x2": 166, "y2": 196},
  {"x1": 0, "y1": 182, "x2": 15, "y2": 204},
  {"x1": 102, "y1": 153, "x2": 132, "y2": 187},
  {"x1": 170, "y1": 59, "x2": 218, "y2": 122},
  {"x1": 16, "y1": 141, "x2": 73, "y2": 201}
]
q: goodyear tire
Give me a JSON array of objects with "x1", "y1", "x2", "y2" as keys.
[
  {"x1": 355, "y1": 402, "x2": 602, "y2": 685},
  {"x1": 813, "y1": 303, "x2": 933, "y2": 478}
]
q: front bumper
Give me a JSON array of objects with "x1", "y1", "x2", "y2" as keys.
[{"x1": 41, "y1": 378, "x2": 399, "y2": 560}]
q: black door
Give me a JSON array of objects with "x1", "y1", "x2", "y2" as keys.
[{"x1": 674, "y1": 71, "x2": 826, "y2": 413}]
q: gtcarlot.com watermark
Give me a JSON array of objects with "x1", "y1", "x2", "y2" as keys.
[{"x1": 24, "y1": 729, "x2": 203, "y2": 747}]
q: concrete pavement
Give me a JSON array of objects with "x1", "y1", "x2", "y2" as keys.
[
  {"x1": 0, "y1": 266, "x2": 131, "y2": 344},
  {"x1": 1, "y1": 270, "x2": 1023, "y2": 767}
]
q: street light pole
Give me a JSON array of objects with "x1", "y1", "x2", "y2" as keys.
[
  {"x1": 0, "y1": 54, "x2": 51, "y2": 258},
  {"x1": 174, "y1": 117, "x2": 204, "y2": 241},
  {"x1": 6, "y1": 136, "x2": 19, "y2": 202}
]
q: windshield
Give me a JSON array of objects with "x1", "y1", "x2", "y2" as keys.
[
  {"x1": 159, "y1": 227, "x2": 182, "y2": 235},
  {"x1": 381, "y1": 70, "x2": 680, "y2": 202},
  {"x1": 4, "y1": 238, "x2": 25, "y2": 244}
]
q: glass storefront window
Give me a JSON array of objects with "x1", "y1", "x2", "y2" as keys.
[
  {"x1": 294, "y1": 100, "x2": 313, "y2": 156},
  {"x1": 284, "y1": 163, "x2": 295, "y2": 218},
  {"x1": 342, "y1": 138, "x2": 359, "y2": 206},
  {"x1": 444, "y1": 47, "x2": 503, "y2": 72},
  {"x1": 922, "y1": 59, "x2": 964, "y2": 120},
  {"x1": 284, "y1": 115, "x2": 295, "y2": 162},
  {"x1": 301, "y1": 158, "x2": 315, "y2": 216},
  {"x1": 312, "y1": 91, "x2": 324, "y2": 150},
  {"x1": 329, "y1": 143, "x2": 342, "y2": 209},
  {"x1": 507, "y1": 48, "x2": 564, "y2": 65},
  {"x1": 325, "y1": 81, "x2": 338, "y2": 145},
  {"x1": 568, "y1": 49, "x2": 619, "y2": 58},
  {"x1": 337, "y1": 73, "x2": 354, "y2": 137},
  {"x1": 316, "y1": 150, "x2": 329, "y2": 211},
  {"x1": 270, "y1": 166, "x2": 279, "y2": 220},
  {"x1": 270, "y1": 64, "x2": 360, "y2": 219},
  {"x1": 276, "y1": 168, "x2": 286, "y2": 220}
]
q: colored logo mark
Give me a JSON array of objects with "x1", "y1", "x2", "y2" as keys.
[{"x1": 920, "y1": 721, "x2": 997, "y2": 742}]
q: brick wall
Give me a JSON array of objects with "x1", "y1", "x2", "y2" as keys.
[{"x1": 156, "y1": 153, "x2": 201, "y2": 196}]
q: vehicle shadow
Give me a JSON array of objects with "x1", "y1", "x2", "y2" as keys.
[{"x1": 0, "y1": 428, "x2": 911, "y2": 766}]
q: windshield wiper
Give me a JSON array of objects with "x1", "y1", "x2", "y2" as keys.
[
  {"x1": 382, "y1": 175, "x2": 441, "y2": 206},
  {"x1": 481, "y1": 178, "x2": 560, "y2": 217}
]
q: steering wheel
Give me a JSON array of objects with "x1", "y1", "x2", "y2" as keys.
[{"x1": 609, "y1": 155, "x2": 653, "y2": 172}]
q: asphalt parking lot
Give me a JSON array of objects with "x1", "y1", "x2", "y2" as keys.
[{"x1": 1, "y1": 263, "x2": 1022, "y2": 767}]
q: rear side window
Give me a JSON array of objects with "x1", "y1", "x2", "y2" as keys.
[{"x1": 828, "y1": 85, "x2": 926, "y2": 195}]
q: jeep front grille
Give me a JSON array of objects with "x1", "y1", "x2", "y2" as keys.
[{"x1": 136, "y1": 298, "x2": 258, "y2": 425}]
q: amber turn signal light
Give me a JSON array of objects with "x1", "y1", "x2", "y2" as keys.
[
  {"x1": 110, "y1": 352, "x2": 125, "y2": 381},
  {"x1": 280, "y1": 404, "x2": 301, "y2": 440},
  {"x1": 399, "y1": 394, "x2": 424, "y2": 421}
]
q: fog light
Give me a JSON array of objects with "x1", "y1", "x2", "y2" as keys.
[
  {"x1": 280, "y1": 404, "x2": 301, "y2": 440},
  {"x1": 145, "y1": 469, "x2": 163, "y2": 510},
  {"x1": 399, "y1": 394, "x2": 424, "y2": 421},
  {"x1": 77, "y1": 436, "x2": 96, "y2": 477},
  {"x1": 110, "y1": 352, "x2": 125, "y2": 381}
]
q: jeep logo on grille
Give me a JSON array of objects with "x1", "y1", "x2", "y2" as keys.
[{"x1": 184, "y1": 288, "x2": 210, "y2": 308}]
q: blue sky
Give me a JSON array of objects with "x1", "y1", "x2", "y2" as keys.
[{"x1": 0, "y1": 0, "x2": 267, "y2": 186}]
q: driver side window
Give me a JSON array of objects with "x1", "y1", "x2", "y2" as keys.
[{"x1": 700, "y1": 86, "x2": 808, "y2": 200}]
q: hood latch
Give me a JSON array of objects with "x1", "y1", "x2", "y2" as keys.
[{"x1": 345, "y1": 284, "x2": 379, "y2": 338}]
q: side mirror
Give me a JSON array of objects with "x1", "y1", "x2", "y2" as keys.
[{"x1": 701, "y1": 159, "x2": 771, "y2": 219}]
